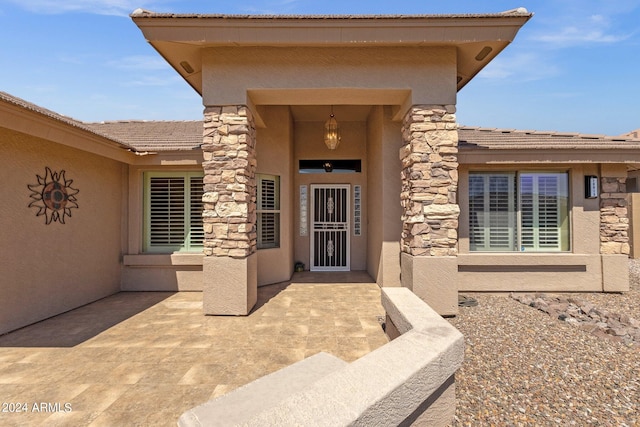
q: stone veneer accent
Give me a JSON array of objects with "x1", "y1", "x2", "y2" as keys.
[
  {"x1": 400, "y1": 105, "x2": 459, "y2": 257},
  {"x1": 201, "y1": 106, "x2": 257, "y2": 258},
  {"x1": 600, "y1": 177, "x2": 630, "y2": 255}
]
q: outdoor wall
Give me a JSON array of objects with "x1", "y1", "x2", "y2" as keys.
[
  {"x1": 629, "y1": 192, "x2": 640, "y2": 259},
  {"x1": 0, "y1": 127, "x2": 123, "y2": 335},
  {"x1": 457, "y1": 164, "x2": 624, "y2": 292},
  {"x1": 201, "y1": 46, "x2": 457, "y2": 108},
  {"x1": 366, "y1": 106, "x2": 402, "y2": 286},
  {"x1": 256, "y1": 106, "x2": 295, "y2": 286},
  {"x1": 122, "y1": 164, "x2": 204, "y2": 292},
  {"x1": 293, "y1": 119, "x2": 368, "y2": 271}
]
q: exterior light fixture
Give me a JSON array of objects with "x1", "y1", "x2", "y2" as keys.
[
  {"x1": 324, "y1": 106, "x2": 340, "y2": 150},
  {"x1": 585, "y1": 175, "x2": 598, "y2": 199}
]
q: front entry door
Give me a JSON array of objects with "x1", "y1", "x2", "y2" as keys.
[{"x1": 310, "y1": 185, "x2": 350, "y2": 271}]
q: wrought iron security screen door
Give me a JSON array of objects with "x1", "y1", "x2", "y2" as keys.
[{"x1": 310, "y1": 185, "x2": 350, "y2": 271}]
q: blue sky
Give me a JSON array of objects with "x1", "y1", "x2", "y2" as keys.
[{"x1": 1, "y1": 0, "x2": 639, "y2": 135}]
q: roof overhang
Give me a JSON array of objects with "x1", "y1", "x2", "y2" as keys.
[
  {"x1": 131, "y1": 9, "x2": 532, "y2": 96},
  {"x1": 0, "y1": 92, "x2": 137, "y2": 163},
  {"x1": 458, "y1": 127, "x2": 640, "y2": 165}
]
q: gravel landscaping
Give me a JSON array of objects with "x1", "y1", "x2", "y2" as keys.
[{"x1": 450, "y1": 260, "x2": 640, "y2": 426}]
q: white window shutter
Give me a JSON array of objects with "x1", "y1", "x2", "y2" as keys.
[
  {"x1": 188, "y1": 176, "x2": 204, "y2": 247},
  {"x1": 149, "y1": 177, "x2": 185, "y2": 246}
]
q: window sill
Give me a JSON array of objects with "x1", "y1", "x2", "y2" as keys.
[
  {"x1": 123, "y1": 253, "x2": 204, "y2": 267},
  {"x1": 458, "y1": 253, "x2": 591, "y2": 273}
]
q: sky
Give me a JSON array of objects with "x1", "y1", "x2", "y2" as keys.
[{"x1": 0, "y1": 0, "x2": 639, "y2": 136}]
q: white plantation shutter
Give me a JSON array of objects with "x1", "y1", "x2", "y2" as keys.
[
  {"x1": 149, "y1": 177, "x2": 185, "y2": 246},
  {"x1": 145, "y1": 172, "x2": 204, "y2": 252},
  {"x1": 188, "y1": 176, "x2": 204, "y2": 247},
  {"x1": 468, "y1": 175, "x2": 486, "y2": 249},
  {"x1": 469, "y1": 172, "x2": 568, "y2": 252},
  {"x1": 519, "y1": 173, "x2": 568, "y2": 251},
  {"x1": 488, "y1": 175, "x2": 516, "y2": 250},
  {"x1": 257, "y1": 175, "x2": 280, "y2": 249},
  {"x1": 469, "y1": 173, "x2": 516, "y2": 251}
]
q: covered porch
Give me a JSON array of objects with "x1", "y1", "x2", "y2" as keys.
[
  {"x1": 0, "y1": 274, "x2": 387, "y2": 426},
  {"x1": 131, "y1": 9, "x2": 532, "y2": 317}
]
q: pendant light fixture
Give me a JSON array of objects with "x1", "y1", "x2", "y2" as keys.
[{"x1": 324, "y1": 106, "x2": 340, "y2": 150}]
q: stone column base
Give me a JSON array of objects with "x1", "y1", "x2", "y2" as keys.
[
  {"x1": 601, "y1": 254, "x2": 630, "y2": 292},
  {"x1": 400, "y1": 253, "x2": 458, "y2": 316},
  {"x1": 203, "y1": 254, "x2": 257, "y2": 315}
]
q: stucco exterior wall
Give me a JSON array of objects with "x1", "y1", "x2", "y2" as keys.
[
  {"x1": 457, "y1": 164, "x2": 625, "y2": 292},
  {"x1": 366, "y1": 106, "x2": 402, "y2": 286},
  {"x1": 256, "y1": 106, "x2": 295, "y2": 286},
  {"x1": 122, "y1": 165, "x2": 204, "y2": 291},
  {"x1": 629, "y1": 193, "x2": 640, "y2": 259},
  {"x1": 0, "y1": 127, "x2": 123, "y2": 334},
  {"x1": 293, "y1": 120, "x2": 368, "y2": 271},
  {"x1": 201, "y1": 46, "x2": 457, "y2": 108}
]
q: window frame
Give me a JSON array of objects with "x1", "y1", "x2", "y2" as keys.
[
  {"x1": 256, "y1": 174, "x2": 281, "y2": 250},
  {"x1": 468, "y1": 170, "x2": 570, "y2": 253},
  {"x1": 143, "y1": 171, "x2": 204, "y2": 253}
]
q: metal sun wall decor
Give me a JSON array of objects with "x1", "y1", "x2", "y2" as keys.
[{"x1": 28, "y1": 167, "x2": 79, "y2": 224}]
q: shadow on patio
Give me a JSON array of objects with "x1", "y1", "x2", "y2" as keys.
[
  {"x1": 0, "y1": 292, "x2": 173, "y2": 348},
  {"x1": 0, "y1": 274, "x2": 387, "y2": 426}
]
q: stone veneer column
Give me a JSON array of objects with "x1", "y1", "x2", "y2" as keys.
[
  {"x1": 600, "y1": 176, "x2": 630, "y2": 255},
  {"x1": 399, "y1": 105, "x2": 459, "y2": 315},
  {"x1": 201, "y1": 105, "x2": 258, "y2": 315},
  {"x1": 599, "y1": 167, "x2": 630, "y2": 292}
]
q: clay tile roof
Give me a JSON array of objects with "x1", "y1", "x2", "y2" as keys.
[
  {"x1": 0, "y1": 91, "x2": 134, "y2": 150},
  {"x1": 458, "y1": 126, "x2": 640, "y2": 150},
  {"x1": 130, "y1": 9, "x2": 531, "y2": 20},
  {"x1": 85, "y1": 120, "x2": 203, "y2": 151}
]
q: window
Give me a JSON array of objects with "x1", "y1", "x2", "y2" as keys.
[
  {"x1": 257, "y1": 174, "x2": 280, "y2": 249},
  {"x1": 144, "y1": 172, "x2": 204, "y2": 253},
  {"x1": 469, "y1": 172, "x2": 569, "y2": 252}
]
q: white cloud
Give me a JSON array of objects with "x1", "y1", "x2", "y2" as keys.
[
  {"x1": 238, "y1": 0, "x2": 302, "y2": 14},
  {"x1": 477, "y1": 53, "x2": 559, "y2": 82},
  {"x1": 107, "y1": 55, "x2": 169, "y2": 71},
  {"x1": 4, "y1": 0, "x2": 159, "y2": 16},
  {"x1": 122, "y1": 75, "x2": 182, "y2": 87},
  {"x1": 531, "y1": 12, "x2": 633, "y2": 47}
]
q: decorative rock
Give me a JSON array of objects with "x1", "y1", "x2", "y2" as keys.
[{"x1": 511, "y1": 293, "x2": 640, "y2": 347}]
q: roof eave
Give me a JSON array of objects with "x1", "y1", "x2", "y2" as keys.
[{"x1": 131, "y1": 10, "x2": 532, "y2": 95}]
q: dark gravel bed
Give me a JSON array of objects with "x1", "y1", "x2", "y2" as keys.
[{"x1": 450, "y1": 260, "x2": 640, "y2": 426}]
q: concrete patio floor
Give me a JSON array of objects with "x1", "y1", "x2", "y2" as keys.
[{"x1": 0, "y1": 272, "x2": 388, "y2": 426}]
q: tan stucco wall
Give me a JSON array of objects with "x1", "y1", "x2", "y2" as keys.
[
  {"x1": 294, "y1": 120, "x2": 368, "y2": 271},
  {"x1": 201, "y1": 46, "x2": 457, "y2": 109},
  {"x1": 122, "y1": 165, "x2": 204, "y2": 291},
  {"x1": 457, "y1": 163, "x2": 622, "y2": 292},
  {"x1": 256, "y1": 106, "x2": 295, "y2": 286},
  {"x1": 366, "y1": 106, "x2": 402, "y2": 286},
  {"x1": 0, "y1": 127, "x2": 124, "y2": 334},
  {"x1": 629, "y1": 193, "x2": 640, "y2": 259}
]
